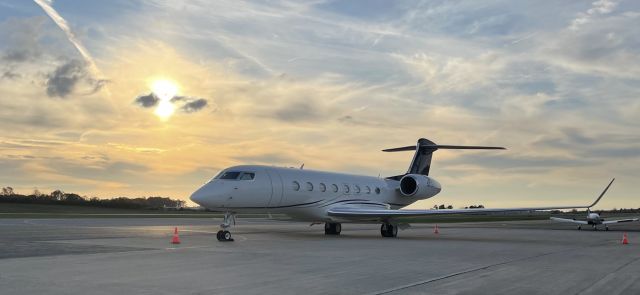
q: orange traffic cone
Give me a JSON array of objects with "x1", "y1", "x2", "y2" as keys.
[
  {"x1": 434, "y1": 224, "x2": 439, "y2": 234},
  {"x1": 171, "y1": 227, "x2": 181, "y2": 244},
  {"x1": 622, "y1": 232, "x2": 629, "y2": 245}
]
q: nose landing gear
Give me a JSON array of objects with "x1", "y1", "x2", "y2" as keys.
[{"x1": 217, "y1": 212, "x2": 235, "y2": 242}]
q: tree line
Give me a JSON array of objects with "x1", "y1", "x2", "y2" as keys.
[
  {"x1": 432, "y1": 204, "x2": 484, "y2": 209},
  {"x1": 432, "y1": 202, "x2": 640, "y2": 213},
  {"x1": 0, "y1": 187, "x2": 186, "y2": 210}
]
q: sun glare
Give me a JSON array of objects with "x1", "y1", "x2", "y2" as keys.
[
  {"x1": 152, "y1": 79, "x2": 178, "y2": 101},
  {"x1": 154, "y1": 101, "x2": 175, "y2": 120},
  {"x1": 151, "y1": 79, "x2": 179, "y2": 120}
]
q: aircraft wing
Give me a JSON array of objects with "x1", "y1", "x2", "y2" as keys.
[
  {"x1": 602, "y1": 218, "x2": 639, "y2": 225},
  {"x1": 328, "y1": 178, "x2": 615, "y2": 220},
  {"x1": 329, "y1": 206, "x2": 591, "y2": 219},
  {"x1": 550, "y1": 217, "x2": 588, "y2": 225}
]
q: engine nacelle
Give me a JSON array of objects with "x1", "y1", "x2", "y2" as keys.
[{"x1": 399, "y1": 174, "x2": 441, "y2": 198}]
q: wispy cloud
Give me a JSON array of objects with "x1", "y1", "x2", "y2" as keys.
[
  {"x1": 570, "y1": 0, "x2": 618, "y2": 30},
  {"x1": 33, "y1": 0, "x2": 103, "y2": 79}
]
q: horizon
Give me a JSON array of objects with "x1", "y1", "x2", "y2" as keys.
[{"x1": 1, "y1": 0, "x2": 639, "y2": 211}]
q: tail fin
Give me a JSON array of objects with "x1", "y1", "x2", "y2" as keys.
[{"x1": 383, "y1": 138, "x2": 505, "y2": 176}]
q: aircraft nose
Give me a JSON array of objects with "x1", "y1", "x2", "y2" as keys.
[{"x1": 189, "y1": 187, "x2": 206, "y2": 205}]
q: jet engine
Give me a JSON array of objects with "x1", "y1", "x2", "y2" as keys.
[{"x1": 399, "y1": 174, "x2": 441, "y2": 198}]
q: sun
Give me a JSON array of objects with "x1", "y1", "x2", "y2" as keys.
[
  {"x1": 154, "y1": 100, "x2": 175, "y2": 120},
  {"x1": 151, "y1": 79, "x2": 179, "y2": 120}
]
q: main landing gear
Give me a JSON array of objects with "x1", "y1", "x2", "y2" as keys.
[
  {"x1": 580, "y1": 224, "x2": 609, "y2": 231},
  {"x1": 217, "y1": 212, "x2": 235, "y2": 242},
  {"x1": 380, "y1": 223, "x2": 398, "y2": 238},
  {"x1": 325, "y1": 222, "x2": 342, "y2": 235}
]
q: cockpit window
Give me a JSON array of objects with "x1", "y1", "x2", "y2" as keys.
[
  {"x1": 239, "y1": 172, "x2": 255, "y2": 180},
  {"x1": 217, "y1": 171, "x2": 241, "y2": 180},
  {"x1": 215, "y1": 171, "x2": 255, "y2": 180}
]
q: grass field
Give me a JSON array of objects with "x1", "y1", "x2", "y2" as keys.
[{"x1": 0, "y1": 203, "x2": 235, "y2": 218}]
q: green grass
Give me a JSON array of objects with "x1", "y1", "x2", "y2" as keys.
[{"x1": 0, "y1": 203, "x2": 278, "y2": 218}]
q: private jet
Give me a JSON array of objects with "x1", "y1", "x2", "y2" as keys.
[
  {"x1": 551, "y1": 207, "x2": 637, "y2": 231},
  {"x1": 190, "y1": 138, "x2": 615, "y2": 241}
]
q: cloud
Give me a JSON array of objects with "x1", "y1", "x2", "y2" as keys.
[
  {"x1": 273, "y1": 100, "x2": 323, "y2": 122},
  {"x1": 45, "y1": 59, "x2": 87, "y2": 98},
  {"x1": 570, "y1": 0, "x2": 618, "y2": 30},
  {"x1": 171, "y1": 95, "x2": 210, "y2": 112},
  {"x1": 134, "y1": 92, "x2": 159, "y2": 108},
  {"x1": 181, "y1": 98, "x2": 208, "y2": 113},
  {"x1": 44, "y1": 59, "x2": 109, "y2": 98},
  {"x1": 1, "y1": 70, "x2": 20, "y2": 80},
  {"x1": 0, "y1": 17, "x2": 48, "y2": 63},
  {"x1": 233, "y1": 152, "x2": 296, "y2": 165},
  {"x1": 134, "y1": 93, "x2": 209, "y2": 113},
  {"x1": 3, "y1": 50, "x2": 35, "y2": 63}
]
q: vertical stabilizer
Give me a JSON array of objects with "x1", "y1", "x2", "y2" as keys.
[{"x1": 408, "y1": 138, "x2": 437, "y2": 175}]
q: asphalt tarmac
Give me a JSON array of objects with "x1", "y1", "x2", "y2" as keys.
[{"x1": 0, "y1": 218, "x2": 638, "y2": 295}]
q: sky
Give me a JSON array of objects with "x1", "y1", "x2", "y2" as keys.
[{"x1": 0, "y1": 0, "x2": 638, "y2": 209}]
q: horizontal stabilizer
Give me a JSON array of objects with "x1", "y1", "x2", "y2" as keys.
[
  {"x1": 383, "y1": 138, "x2": 505, "y2": 176},
  {"x1": 383, "y1": 145, "x2": 505, "y2": 152}
]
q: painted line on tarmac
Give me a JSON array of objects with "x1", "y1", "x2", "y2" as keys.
[
  {"x1": 366, "y1": 247, "x2": 583, "y2": 295},
  {"x1": 180, "y1": 229, "x2": 219, "y2": 234},
  {"x1": 165, "y1": 246, "x2": 210, "y2": 250}
]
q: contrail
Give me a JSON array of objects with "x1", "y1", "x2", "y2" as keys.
[{"x1": 33, "y1": 0, "x2": 103, "y2": 78}]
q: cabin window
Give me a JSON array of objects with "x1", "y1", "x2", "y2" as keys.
[
  {"x1": 239, "y1": 172, "x2": 255, "y2": 180},
  {"x1": 343, "y1": 184, "x2": 350, "y2": 193},
  {"x1": 375, "y1": 187, "x2": 381, "y2": 194},
  {"x1": 218, "y1": 171, "x2": 241, "y2": 180},
  {"x1": 319, "y1": 183, "x2": 326, "y2": 192},
  {"x1": 331, "y1": 184, "x2": 339, "y2": 193},
  {"x1": 365, "y1": 186, "x2": 371, "y2": 194},
  {"x1": 292, "y1": 181, "x2": 300, "y2": 191},
  {"x1": 354, "y1": 185, "x2": 361, "y2": 194},
  {"x1": 306, "y1": 182, "x2": 313, "y2": 191}
]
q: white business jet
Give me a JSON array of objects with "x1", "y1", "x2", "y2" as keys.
[
  {"x1": 190, "y1": 138, "x2": 614, "y2": 241},
  {"x1": 551, "y1": 207, "x2": 637, "y2": 231}
]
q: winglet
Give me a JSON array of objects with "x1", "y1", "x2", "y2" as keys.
[{"x1": 588, "y1": 178, "x2": 615, "y2": 208}]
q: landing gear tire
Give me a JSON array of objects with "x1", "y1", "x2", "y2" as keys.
[
  {"x1": 605, "y1": 226, "x2": 609, "y2": 231},
  {"x1": 216, "y1": 230, "x2": 234, "y2": 242},
  {"x1": 577, "y1": 226, "x2": 581, "y2": 230},
  {"x1": 380, "y1": 223, "x2": 398, "y2": 238},
  {"x1": 324, "y1": 222, "x2": 342, "y2": 235},
  {"x1": 216, "y1": 212, "x2": 236, "y2": 242}
]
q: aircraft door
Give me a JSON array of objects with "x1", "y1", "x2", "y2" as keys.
[{"x1": 266, "y1": 168, "x2": 283, "y2": 207}]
